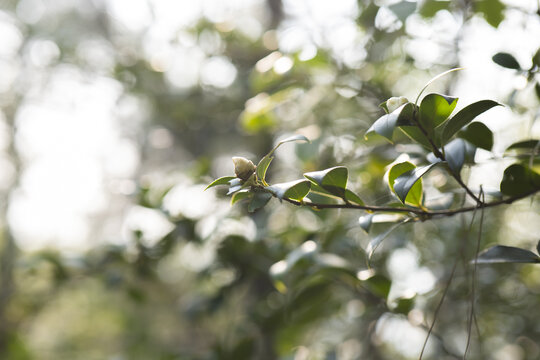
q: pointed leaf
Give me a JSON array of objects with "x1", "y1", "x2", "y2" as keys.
[
  {"x1": 505, "y1": 140, "x2": 540, "y2": 155},
  {"x1": 304, "y1": 166, "x2": 348, "y2": 197},
  {"x1": 344, "y1": 189, "x2": 364, "y2": 205},
  {"x1": 256, "y1": 155, "x2": 273, "y2": 185},
  {"x1": 492, "y1": 52, "x2": 521, "y2": 70},
  {"x1": 248, "y1": 191, "x2": 272, "y2": 212},
  {"x1": 389, "y1": 162, "x2": 424, "y2": 206},
  {"x1": 444, "y1": 138, "x2": 478, "y2": 175},
  {"x1": 500, "y1": 164, "x2": 540, "y2": 196},
  {"x1": 458, "y1": 122, "x2": 493, "y2": 151},
  {"x1": 266, "y1": 179, "x2": 311, "y2": 201},
  {"x1": 474, "y1": 245, "x2": 540, "y2": 264},
  {"x1": 205, "y1": 176, "x2": 237, "y2": 190},
  {"x1": 365, "y1": 103, "x2": 414, "y2": 142},
  {"x1": 274, "y1": 134, "x2": 310, "y2": 149},
  {"x1": 440, "y1": 100, "x2": 501, "y2": 145},
  {"x1": 231, "y1": 190, "x2": 251, "y2": 205},
  {"x1": 359, "y1": 214, "x2": 374, "y2": 233},
  {"x1": 393, "y1": 163, "x2": 437, "y2": 204},
  {"x1": 366, "y1": 218, "x2": 412, "y2": 259},
  {"x1": 419, "y1": 93, "x2": 458, "y2": 131}
]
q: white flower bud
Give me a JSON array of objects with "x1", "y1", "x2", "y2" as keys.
[
  {"x1": 232, "y1": 156, "x2": 256, "y2": 181},
  {"x1": 386, "y1": 96, "x2": 409, "y2": 113}
]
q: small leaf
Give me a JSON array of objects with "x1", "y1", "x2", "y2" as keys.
[
  {"x1": 492, "y1": 52, "x2": 521, "y2": 69},
  {"x1": 256, "y1": 155, "x2": 273, "y2": 185},
  {"x1": 365, "y1": 103, "x2": 415, "y2": 142},
  {"x1": 476, "y1": 0, "x2": 505, "y2": 28},
  {"x1": 443, "y1": 138, "x2": 476, "y2": 175},
  {"x1": 474, "y1": 245, "x2": 540, "y2": 264},
  {"x1": 393, "y1": 163, "x2": 437, "y2": 204},
  {"x1": 500, "y1": 164, "x2": 540, "y2": 196},
  {"x1": 419, "y1": 93, "x2": 458, "y2": 131},
  {"x1": 388, "y1": 1, "x2": 417, "y2": 22},
  {"x1": 505, "y1": 139, "x2": 540, "y2": 155},
  {"x1": 304, "y1": 166, "x2": 348, "y2": 198},
  {"x1": 419, "y1": 0, "x2": 450, "y2": 18},
  {"x1": 458, "y1": 122, "x2": 493, "y2": 151},
  {"x1": 266, "y1": 179, "x2": 311, "y2": 201},
  {"x1": 248, "y1": 191, "x2": 272, "y2": 212},
  {"x1": 364, "y1": 274, "x2": 392, "y2": 299},
  {"x1": 231, "y1": 190, "x2": 251, "y2": 205},
  {"x1": 366, "y1": 218, "x2": 412, "y2": 259},
  {"x1": 388, "y1": 162, "x2": 423, "y2": 206},
  {"x1": 535, "y1": 82, "x2": 540, "y2": 101},
  {"x1": 344, "y1": 189, "x2": 364, "y2": 205},
  {"x1": 359, "y1": 214, "x2": 374, "y2": 233},
  {"x1": 205, "y1": 176, "x2": 237, "y2": 191},
  {"x1": 440, "y1": 100, "x2": 501, "y2": 145}
]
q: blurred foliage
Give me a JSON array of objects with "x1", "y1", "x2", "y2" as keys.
[{"x1": 1, "y1": 1, "x2": 540, "y2": 360}]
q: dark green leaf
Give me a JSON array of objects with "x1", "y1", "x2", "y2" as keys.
[
  {"x1": 492, "y1": 52, "x2": 521, "y2": 70},
  {"x1": 364, "y1": 274, "x2": 392, "y2": 299},
  {"x1": 266, "y1": 179, "x2": 311, "y2": 201},
  {"x1": 440, "y1": 100, "x2": 501, "y2": 145},
  {"x1": 443, "y1": 138, "x2": 476, "y2": 175},
  {"x1": 419, "y1": 0, "x2": 450, "y2": 18},
  {"x1": 458, "y1": 122, "x2": 493, "y2": 151},
  {"x1": 419, "y1": 93, "x2": 458, "y2": 131},
  {"x1": 388, "y1": 162, "x2": 423, "y2": 206},
  {"x1": 476, "y1": 0, "x2": 506, "y2": 28},
  {"x1": 399, "y1": 126, "x2": 433, "y2": 148},
  {"x1": 248, "y1": 191, "x2": 272, "y2": 212},
  {"x1": 506, "y1": 140, "x2": 540, "y2": 155},
  {"x1": 388, "y1": 1, "x2": 417, "y2": 22},
  {"x1": 535, "y1": 82, "x2": 540, "y2": 101},
  {"x1": 474, "y1": 245, "x2": 540, "y2": 264},
  {"x1": 205, "y1": 176, "x2": 237, "y2": 191},
  {"x1": 391, "y1": 295, "x2": 416, "y2": 314},
  {"x1": 304, "y1": 166, "x2": 348, "y2": 198},
  {"x1": 500, "y1": 164, "x2": 540, "y2": 196},
  {"x1": 344, "y1": 189, "x2": 364, "y2": 205},
  {"x1": 366, "y1": 103, "x2": 415, "y2": 142}
]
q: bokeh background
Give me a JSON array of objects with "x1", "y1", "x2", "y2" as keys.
[{"x1": 1, "y1": 0, "x2": 540, "y2": 359}]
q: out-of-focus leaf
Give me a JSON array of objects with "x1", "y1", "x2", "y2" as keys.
[
  {"x1": 358, "y1": 271, "x2": 392, "y2": 299},
  {"x1": 227, "y1": 178, "x2": 245, "y2": 195},
  {"x1": 266, "y1": 179, "x2": 311, "y2": 201},
  {"x1": 419, "y1": 93, "x2": 458, "y2": 131},
  {"x1": 500, "y1": 164, "x2": 540, "y2": 196},
  {"x1": 248, "y1": 191, "x2": 272, "y2": 212},
  {"x1": 388, "y1": 162, "x2": 423, "y2": 206},
  {"x1": 492, "y1": 52, "x2": 521, "y2": 70},
  {"x1": 366, "y1": 218, "x2": 412, "y2": 259},
  {"x1": 391, "y1": 294, "x2": 416, "y2": 314},
  {"x1": 474, "y1": 245, "x2": 540, "y2": 264},
  {"x1": 359, "y1": 214, "x2": 374, "y2": 233},
  {"x1": 419, "y1": 0, "x2": 450, "y2": 17},
  {"x1": 536, "y1": 240, "x2": 540, "y2": 256},
  {"x1": 274, "y1": 134, "x2": 310, "y2": 148},
  {"x1": 505, "y1": 140, "x2": 540, "y2": 155},
  {"x1": 344, "y1": 189, "x2": 364, "y2": 205},
  {"x1": 458, "y1": 122, "x2": 493, "y2": 151},
  {"x1": 535, "y1": 82, "x2": 540, "y2": 101},
  {"x1": 304, "y1": 166, "x2": 348, "y2": 198},
  {"x1": 388, "y1": 1, "x2": 417, "y2": 22},
  {"x1": 365, "y1": 103, "x2": 414, "y2": 142},
  {"x1": 205, "y1": 176, "x2": 237, "y2": 190},
  {"x1": 476, "y1": 0, "x2": 506, "y2": 28},
  {"x1": 440, "y1": 100, "x2": 500, "y2": 146},
  {"x1": 231, "y1": 190, "x2": 251, "y2": 205}
]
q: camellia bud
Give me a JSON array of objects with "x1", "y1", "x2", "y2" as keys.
[
  {"x1": 385, "y1": 96, "x2": 408, "y2": 113},
  {"x1": 232, "y1": 156, "x2": 256, "y2": 181}
]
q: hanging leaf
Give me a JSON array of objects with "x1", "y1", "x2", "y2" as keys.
[
  {"x1": 388, "y1": 162, "x2": 423, "y2": 206},
  {"x1": 440, "y1": 100, "x2": 501, "y2": 146},
  {"x1": 419, "y1": 93, "x2": 458, "y2": 132},
  {"x1": 492, "y1": 52, "x2": 521, "y2": 70},
  {"x1": 419, "y1": 0, "x2": 450, "y2": 18},
  {"x1": 399, "y1": 126, "x2": 433, "y2": 148},
  {"x1": 366, "y1": 218, "x2": 412, "y2": 259},
  {"x1": 474, "y1": 245, "x2": 540, "y2": 264},
  {"x1": 505, "y1": 140, "x2": 540, "y2": 156},
  {"x1": 205, "y1": 176, "x2": 237, "y2": 191},
  {"x1": 458, "y1": 122, "x2": 493, "y2": 151},
  {"x1": 393, "y1": 163, "x2": 438, "y2": 204},
  {"x1": 365, "y1": 103, "x2": 415, "y2": 142},
  {"x1": 248, "y1": 191, "x2": 272, "y2": 212},
  {"x1": 443, "y1": 138, "x2": 476, "y2": 175},
  {"x1": 388, "y1": 1, "x2": 417, "y2": 22},
  {"x1": 359, "y1": 214, "x2": 375, "y2": 233},
  {"x1": 500, "y1": 164, "x2": 540, "y2": 196},
  {"x1": 304, "y1": 166, "x2": 348, "y2": 198},
  {"x1": 266, "y1": 179, "x2": 311, "y2": 201},
  {"x1": 476, "y1": 0, "x2": 506, "y2": 28}
]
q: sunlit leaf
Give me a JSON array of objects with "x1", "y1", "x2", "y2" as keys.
[
  {"x1": 440, "y1": 100, "x2": 501, "y2": 146},
  {"x1": 304, "y1": 166, "x2": 348, "y2": 198},
  {"x1": 474, "y1": 245, "x2": 540, "y2": 264},
  {"x1": 443, "y1": 138, "x2": 476, "y2": 175},
  {"x1": 231, "y1": 190, "x2": 251, "y2": 205},
  {"x1": 388, "y1": 162, "x2": 423, "y2": 206},
  {"x1": 458, "y1": 122, "x2": 493, "y2": 151},
  {"x1": 500, "y1": 164, "x2": 540, "y2": 196},
  {"x1": 394, "y1": 163, "x2": 438, "y2": 205},
  {"x1": 266, "y1": 179, "x2": 311, "y2": 201},
  {"x1": 256, "y1": 155, "x2": 273, "y2": 185},
  {"x1": 274, "y1": 134, "x2": 310, "y2": 148},
  {"x1": 365, "y1": 103, "x2": 415, "y2": 142},
  {"x1": 492, "y1": 52, "x2": 521, "y2": 70},
  {"x1": 205, "y1": 176, "x2": 237, "y2": 191},
  {"x1": 248, "y1": 191, "x2": 272, "y2": 212},
  {"x1": 419, "y1": 93, "x2": 458, "y2": 131}
]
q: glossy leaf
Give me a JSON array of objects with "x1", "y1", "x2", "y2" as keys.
[
  {"x1": 388, "y1": 162, "x2": 423, "y2": 206},
  {"x1": 248, "y1": 191, "x2": 272, "y2": 212},
  {"x1": 304, "y1": 166, "x2": 348, "y2": 197},
  {"x1": 492, "y1": 52, "x2": 521, "y2": 70},
  {"x1": 458, "y1": 122, "x2": 493, "y2": 151},
  {"x1": 440, "y1": 100, "x2": 500, "y2": 145},
  {"x1": 419, "y1": 93, "x2": 458, "y2": 131},
  {"x1": 205, "y1": 176, "x2": 237, "y2": 191},
  {"x1": 366, "y1": 103, "x2": 414, "y2": 142},
  {"x1": 393, "y1": 163, "x2": 437, "y2": 204},
  {"x1": 443, "y1": 138, "x2": 476, "y2": 175},
  {"x1": 474, "y1": 245, "x2": 540, "y2": 264},
  {"x1": 266, "y1": 179, "x2": 311, "y2": 201},
  {"x1": 500, "y1": 164, "x2": 540, "y2": 196}
]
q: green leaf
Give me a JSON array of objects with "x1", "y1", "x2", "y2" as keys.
[
  {"x1": 344, "y1": 189, "x2": 364, "y2": 205},
  {"x1": 419, "y1": 0, "x2": 450, "y2": 18},
  {"x1": 231, "y1": 190, "x2": 251, "y2": 205},
  {"x1": 393, "y1": 163, "x2": 438, "y2": 204},
  {"x1": 419, "y1": 93, "x2": 458, "y2": 132},
  {"x1": 505, "y1": 139, "x2": 540, "y2": 155},
  {"x1": 476, "y1": 0, "x2": 506, "y2": 28},
  {"x1": 443, "y1": 138, "x2": 476, "y2": 175},
  {"x1": 388, "y1": 1, "x2": 417, "y2": 22},
  {"x1": 474, "y1": 245, "x2": 540, "y2": 264},
  {"x1": 440, "y1": 100, "x2": 501, "y2": 146},
  {"x1": 227, "y1": 178, "x2": 245, "y2": 195},
  {"x1": 535, "y1": 82, "x2": 540, "y2": 101},
  {"x1": 205, "y1": 176, "x2": 237, "y2": 191},
  {"x1": 266, "y1": 179, "x2": 311, "y2": 201},
  {"x1": 256, "y1": 156, "x2": 273, "y2": 185},
  {"x1": 304, "y1": 166, "x2": 348, "y2": 198},
  {"x1": 274, "y1": 134, "x2": 310, "y2": 148},
  {"x1": 248, "y1": 191, "x2": 272, "y2": 212},
  {"x1": 536, "y1": 240, "x2": 540, "y2": 256},
  {"x1": 389, "y1": 162, "x2": 426, "y2": 206},
  {"x1": 458, "y1": 122, "x2": 493, "y2": 151},
  {"x1": 366, "y1": 103, "x2": 415, "y2": 142},
  {"x1": 399, "y1": 126, "x2": 433, "y2": 148},
  {"x1": 500, "y1": 164, "x2": 540, "y2": 196},
  {"x1": 492, "y1": 52, "x2": 521, "y2": 70}
]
